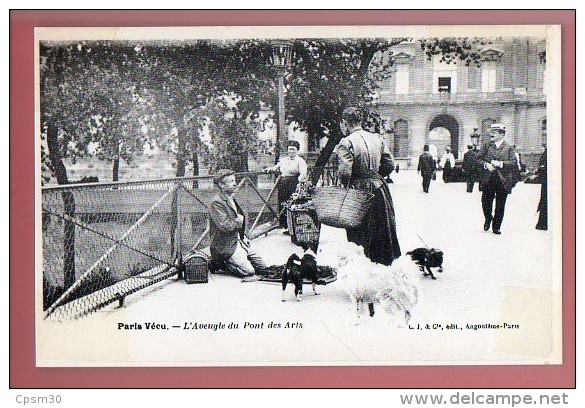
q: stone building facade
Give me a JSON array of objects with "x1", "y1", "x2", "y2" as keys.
[{"x1": 375, "y1": 37, "x2": 547, "y2": 169}]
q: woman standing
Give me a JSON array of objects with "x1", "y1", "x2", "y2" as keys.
[
  {"x1": 264, "y1": 140, "x2": 308, "y2": 231},
  {"x1": 336, "y1": 107, "x2": 401, "y2": 265},
  {"x1": 536, "y1": 145, "x2": 547, "y2": 230}
]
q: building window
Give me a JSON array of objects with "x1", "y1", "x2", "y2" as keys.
[
  {"x1": 395, "y1": 64, "x2": 410, "y2": 95},
  {"x1": 467, "y1": 65, "x2": 479, "y2": 89},
  {"x1": 393, "y1": 119, "x2": 409, "y2": 158},
  {"x1": 481, "y1": 63, "x2": 497, "y2": 92},
  {"x1": 438, "y1": 77, "x2": 452, "y2": 93},
  {"x1": 432, "y1": 55, "x2": 457, "y2": 94},
  {"x1": 541, "y1": 119, "x2": 547, "y2": 146}
]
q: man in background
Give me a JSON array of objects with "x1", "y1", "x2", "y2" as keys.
[
  {"x1": 474, "y1": 124, "x2": 520, "y2": 235},
  {"x1": 417, "y1": 144, "x2": 436, "y2": 193},
  {"x1": 463, "y1": 144, "x2": 478, "y2": 193}
]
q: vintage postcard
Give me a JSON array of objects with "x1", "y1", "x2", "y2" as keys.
[{"x1": 35, "y1": 24, "x2": 562, "y2": 367}]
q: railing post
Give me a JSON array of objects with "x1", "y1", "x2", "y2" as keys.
[
  {"x1": 62, "y1": 190, "x2": 76, "y2": 290},
  {"x1": 170, "y1": 180, "x2": 181, "y2": 260},
  {"x1": 177, "y1": 180, "x2": 183, "y2": 259}
]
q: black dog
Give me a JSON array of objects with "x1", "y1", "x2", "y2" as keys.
[
  {"x1": 282, "y1": 246, "x2": 320, "y2": 301},
  {"x1": 406, "y1": 247, "x2": 444, "y2": 280}
]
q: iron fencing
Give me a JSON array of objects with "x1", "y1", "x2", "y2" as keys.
[{"x1": 42, "y1": 167, "x2": 337, "y2": 320}]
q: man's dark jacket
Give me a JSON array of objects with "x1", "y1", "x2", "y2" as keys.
[
  {"x1": 417, "y1": 152, "x2": 436, "y2": 177},
  {"x1": 463, "y1": 149, "x2": 479, "y2": 176},
  {"x1": 475, "y1": 141, "x2": 520, "y2": 192},
  {"x1": 209, "y1": 191, "x2": 246, "y2": 260}
]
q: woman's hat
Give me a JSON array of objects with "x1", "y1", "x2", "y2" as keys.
[{"x1": 286, "y1": 140, "x2": 300, "y2": 150}]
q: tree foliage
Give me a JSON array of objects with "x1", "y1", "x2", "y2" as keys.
[
  {"x1": 419, "y1": 37, "x2": 492, "y2": 67},
  {"x1": 40, "y1": 37, "x2": 491, "y2": 184}
]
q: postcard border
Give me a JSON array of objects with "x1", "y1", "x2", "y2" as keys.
[{"x1": 10, "y1": 9, "x2": 576, "y2": 388}]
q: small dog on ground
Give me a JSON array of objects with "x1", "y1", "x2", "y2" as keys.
[
  {"x1": 336, "y1": 243, "x2": 419, "y2": 325},
  {"x1": 282, "y1": 244, "x2": 320, "y2": 301},
  {"x1": 406, "y1": 247, "x2": 444, "y2": 279}
]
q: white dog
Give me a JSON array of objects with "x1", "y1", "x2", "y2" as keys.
[{"x1": 333, "y1": 242, "x2": 419, "y2": 325}]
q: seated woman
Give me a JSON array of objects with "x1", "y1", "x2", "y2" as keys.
[{"x1": 264, "y1": 140, "x2": 308, "y2": 232}]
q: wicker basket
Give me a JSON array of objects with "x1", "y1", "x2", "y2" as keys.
[
  {"x1": 287, "y1": 208, "x2": 321, "y2": 246},
  {"x1": 182, "y1": 251, "x2": 209, "y2": 284},
  {"x1": 313, "y1": 186, "x2": 374, "y2": 229}
]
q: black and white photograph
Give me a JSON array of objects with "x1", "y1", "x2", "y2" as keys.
[{"x1": 35, "y1": 25, "x2": 562, "y2": 366}]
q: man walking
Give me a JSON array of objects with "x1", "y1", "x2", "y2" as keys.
[
  {"x1": 209, "y1": 169, "x2": 268, "y2": 282},
  {"x1": 417, "y1": 144, "x2": 436, "y2": 193},
  {"x1": 463, "y1": 144, "x2": 478, "y2": 193},
  {"x1": 475, "y1": 124, "x2": 520, "y2": 235}
]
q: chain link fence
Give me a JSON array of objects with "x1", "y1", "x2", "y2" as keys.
[{"x1": 41, "y1": 172, "x2": 283, "y2": 320}]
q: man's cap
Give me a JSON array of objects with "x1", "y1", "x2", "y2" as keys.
[
  {"x1": 490, "y1": 123, "x2": 506, "y2": 132},
  {"x1": 213, "y1": 169, "x2": 236, "y2": 185},
  {"x1": 445, "y1": 146, "x2": 451, "y2": 151}
]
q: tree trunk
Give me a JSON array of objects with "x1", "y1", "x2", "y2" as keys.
[
  {"x1": 46, "y1": 122, "x2": 76, "y2": 290},
  {"x1": 46, "y1": 121, "x2": 70, "y2": 185},
  {"x1": 191, "y1": 151, "x2": 199, "y2": 188},
  {"x1": 112, "y1": 157, "x2": 119, "y2": 182},
  {"x1": 311, "y1": 130, "x2": 341, "y2": 184},
  {"x1": 171, "y1": 132, "x2": 187, "y2": 258},
  {"x1": 311, "y1": 46, "x2": 378, "y2": 175},
  {"x1": 112, "y1": 136, "x2": 120, "y2": 181},
  {"x1": 45, "y1": 48, "x2": 76, "y2": 291},
  {"x1": 175, "y1": 131, "x2": 187, "y2": 178},
  {"x1": 192, "y1": 151, "x2": 199, "y2": 177},
  {"x1": 61, "y1": 191, "x2": 76, "y2": 289}
]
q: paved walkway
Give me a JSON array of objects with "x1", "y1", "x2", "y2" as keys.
[{"x1": 37, "y1": 171, "x2": 560, "y2": 367}]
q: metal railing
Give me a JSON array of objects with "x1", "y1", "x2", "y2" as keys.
[{"x1": 42, "y1": 167, "x2": 337, "y2": 320}]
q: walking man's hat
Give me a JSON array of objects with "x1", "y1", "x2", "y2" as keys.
[{"x1": 490, "y1": 123, "x2": 506, "y2": 132}]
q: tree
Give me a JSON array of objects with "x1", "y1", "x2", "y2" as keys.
[
  {"x1": 40, "y1": 41, "x2": 165, "y2": 182},
  {"x1": 286, "y1": 38, "x2": 492, "y2": 172},
  {"x1": 40, "y1": 37, "x2": 490, "y2": 184}
]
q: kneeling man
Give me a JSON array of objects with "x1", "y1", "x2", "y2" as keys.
[{"x1": 209, "y1": 169, "x2": 268, "y2": 282}]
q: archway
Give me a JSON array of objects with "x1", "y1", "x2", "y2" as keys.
[{"x1": 429, "y1": 114, "x2": 460, "y2": 158}]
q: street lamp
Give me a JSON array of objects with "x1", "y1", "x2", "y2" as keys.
[
  {"x1": 470, "y1": 127, "x2": 481, "y2": 149},
  {"x1": 269, "y1": 40, "x2": 294, "y2": 164}
]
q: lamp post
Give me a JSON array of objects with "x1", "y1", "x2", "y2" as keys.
[
  {"x1": 269, "y1": 40, "x2": 293, "y2": 164},
  {"x1": 470, "y1": 127, "x2": 481, "y2": 149}
]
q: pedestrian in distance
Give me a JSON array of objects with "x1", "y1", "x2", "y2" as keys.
[
  {"x1": 417, "y1": 144, "x2": 436, "y2": 193},
  {"x1": 536, "y1": 144, "x2": 548, "y2": 230},
  {"x1": 474, "y1": 124, "x2": 521, "y2": 235},
  {"x1": 439, "y1": 146, "x2": 456, "y2": 183},
  {"x1": 463, "y1": 144, "x2": 479, "y2": 193}
]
